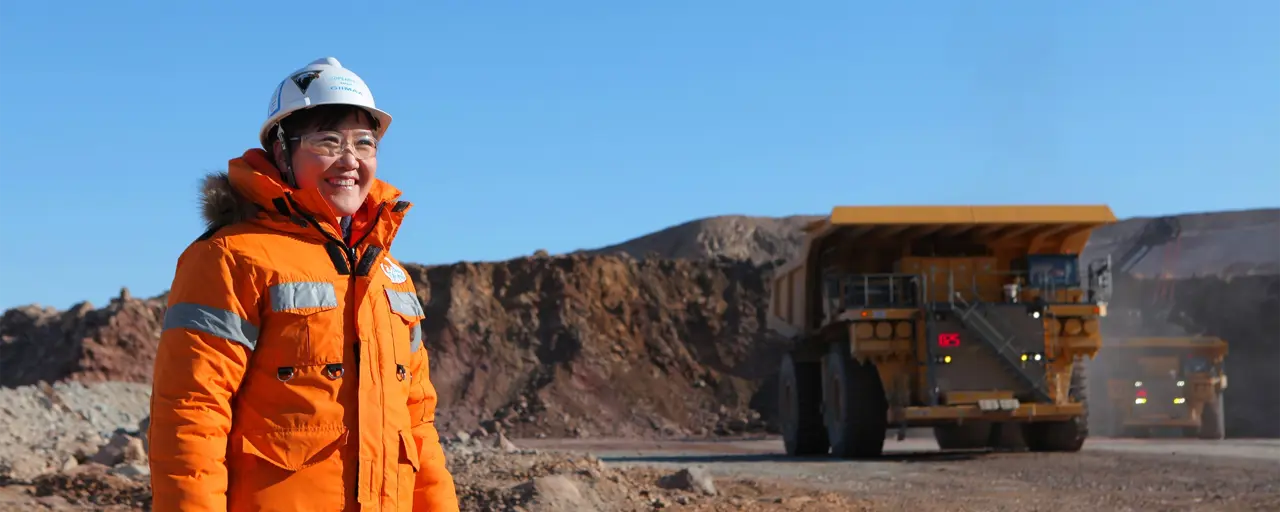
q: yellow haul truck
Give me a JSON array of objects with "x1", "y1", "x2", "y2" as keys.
[
  {"x1": 1102, "y1": 336, "x2": 1228, "y2": 439},
  {"x1": 769, "y1": 205, "x2": 1117, "y2": 457},
  {"x1": 1082, "y1": 215, "x2": 1230, "y2": 439}
]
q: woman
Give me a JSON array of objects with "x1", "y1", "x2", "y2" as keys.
[{"x1": 148, "y1": 57, "x2": 458, "y2": 511}]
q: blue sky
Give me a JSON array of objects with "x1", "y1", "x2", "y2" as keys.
[{"x1": 1, "y1": 0, "x2": 1276, "y2": 310}]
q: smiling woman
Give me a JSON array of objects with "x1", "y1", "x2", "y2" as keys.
[
  {"x1": 147, "y1": 57, "x2": 459, "y2": 512},
  {"x1": 266, "y1": 104, "x2": 384, "y2": 219}
]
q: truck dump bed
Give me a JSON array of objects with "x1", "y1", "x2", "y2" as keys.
[{"x1": 822, "y1": 204, "x2": 1117, "y2": 228}]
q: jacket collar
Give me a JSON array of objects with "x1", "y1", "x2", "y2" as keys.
[{"x1": 199, "y1": 148, "x2": 412, "y2": 249}]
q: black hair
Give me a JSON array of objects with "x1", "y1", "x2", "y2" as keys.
[{"x1": 265, "y1": 104, "x2": 381, "y2": 152}]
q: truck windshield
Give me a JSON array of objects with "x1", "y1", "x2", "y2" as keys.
[
  {"x1": 1184, "y1": 357, "x2": 1210, "y2": 374},
  {"x1": 1026, "y1": 255, "x2": 1080, "y2": 288}
]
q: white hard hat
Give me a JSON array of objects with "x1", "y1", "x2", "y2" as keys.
[{"x1": 259, "y1": 57, "x2": 393, "y2": 148}]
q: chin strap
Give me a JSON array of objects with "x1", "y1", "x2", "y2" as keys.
[{"x1": 275, "y1": 124, "x2": 299, "y2": 188}]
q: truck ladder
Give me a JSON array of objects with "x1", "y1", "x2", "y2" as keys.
[{"x1": 950, "y1": 293, "x2": 1052, "y2": 403}]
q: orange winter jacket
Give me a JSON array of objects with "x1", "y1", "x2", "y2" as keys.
[{"x1": 148, "y1": 148, "x2": 458, "y2": 512}]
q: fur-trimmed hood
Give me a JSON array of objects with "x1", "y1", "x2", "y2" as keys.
[{"x1": 199, "y1": 172, "x2": 263, "y2": 231}]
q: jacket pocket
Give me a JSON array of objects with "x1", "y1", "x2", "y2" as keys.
[
  {"x1": 397, "y1": 429, "x2": 421, "y2": 472},
  {"x1": 265, "y1": 281, "x2": 343, "y2": 365},
  {"x1": 395, "y1": 430, "x2": 420, "y2": 507},
  {"x1": 383, "y1": 287, "x2": 425, "y2": 370},
  {"x1": 228, "y1": 428, "x2": 350, "y2": 510},
  {"x1": 239, "y1": 428, "x2": 349, "y2": 472}
]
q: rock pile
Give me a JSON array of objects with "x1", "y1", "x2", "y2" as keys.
[
  {"x1": 445, "y1": 430, "x2": 719, "y2": 511},
  {"x1": 442, "y1": 430, "x2": 861, "y2": 511},
  {"x1": 25, "y1": 460, "x2": 151, "y2": 511},
  {"x1": 0, "y1": 382, "x2": 151, "y2": 483}
]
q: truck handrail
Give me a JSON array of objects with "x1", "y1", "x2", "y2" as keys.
[
  {"x1": 821, "y1": 262, "x2": 1101, "y2": 319},
  {"x1": 822, "y1": 272, "x2": 924, "y2": 312}
]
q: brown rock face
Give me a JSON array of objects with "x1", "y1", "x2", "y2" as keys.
[
  {"x1": 0, "y1": 291, "x2": 165, "y2": 388},
  {"x1": 0, "y1": 255, "x2": 787, "y2": 438},
  {"x1": 408, "y1": 254, "x2": 789, "y2": 437}
]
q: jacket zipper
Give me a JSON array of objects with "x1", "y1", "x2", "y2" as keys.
[
  {"x1": 286, "y1": 197, "x2": 387, "y2": 503},
  {"x1": 345, "y1": 203, "x2": 384, "y2": 502}
]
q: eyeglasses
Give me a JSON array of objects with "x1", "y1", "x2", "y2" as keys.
[{"x1": 290, "y1": 130, "x2": 379, "y2": 160}]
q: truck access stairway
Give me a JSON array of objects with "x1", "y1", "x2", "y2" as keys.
[{"x1": 951, "y1": 293, "x2": 1052, "y2": 403}]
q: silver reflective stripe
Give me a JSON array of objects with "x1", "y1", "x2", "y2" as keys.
[
  {"x1": 163, "y1": 302, "x2": 259, "y2": 351},
  {"x1": 385, "y1": 289, "x2": 424, "y2": 317},
  {"x1": 386, "y1": 288, "x2": 425, "y2": 353},
  {"x1": 270, "y1": 282, "x2": 338, "y2": 312}
]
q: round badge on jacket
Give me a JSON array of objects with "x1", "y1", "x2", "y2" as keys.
[{"x1": 381, "y1": 257, "x2": 408, "y2": 284}]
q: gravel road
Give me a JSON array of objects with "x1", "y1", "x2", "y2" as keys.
[{"x1": 518, "y1": 435, "x2": 1280, "y2": 511}]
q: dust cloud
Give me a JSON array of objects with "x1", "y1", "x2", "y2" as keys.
[{"x1": 1089, "y1": 274, "x2": 1280, "y2": 438}]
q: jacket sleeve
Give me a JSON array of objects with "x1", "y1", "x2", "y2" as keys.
[
  {"x1": 148, "y1": 239, "x2": 261, "y2": 512},
  {"x1": 408, "y1": 334, "x2": 459, "y2": 512}
]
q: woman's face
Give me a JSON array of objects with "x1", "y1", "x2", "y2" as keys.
[{"x1": 279, "y1": 111, "x2": 379, "y2": 218}]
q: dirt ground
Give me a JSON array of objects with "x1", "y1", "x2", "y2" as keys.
[
  {"x1": 519, "y1": 435, "x2": 1280, "y2": 511},
  {"x1": 2, "y1": 433, "x2": 1277, "y2": 511}
]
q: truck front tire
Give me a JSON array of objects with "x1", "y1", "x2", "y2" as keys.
[
  {"x1": 822, "y1": 342, "x2": 888, "y2": 458},
  {"x1": 1198, "y1": 393, "x2": 1225, "y2": 440},
  {"x1": 779, "y1": 352, "x2": 829, "y2": 456},
  {"x1": 1024, "y1": 357, "x2": 1089, "y2": 452}
]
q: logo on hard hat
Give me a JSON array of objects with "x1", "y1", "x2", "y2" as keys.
[{"x1": 291, "y1": 70, "x2": 323, "y2": 94}]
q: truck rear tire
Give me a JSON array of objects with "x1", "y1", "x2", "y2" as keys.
[
  {"x1": 1198, "y1": 393, "x2": 1225, "y2": 440},
  {"x1": 933, "y1": 422, "x2": 990, "y2": 450},
  {"x1": 987, "y1": 422, "x2": 1027, "y2": 451},
  {"x1": 935, "y1": 421, "x2": 1025, "y2": 451},
  {"x1": 822, "y1": 342, "x2": 888, "y2": 459},
  {"x1": 779, "y1": 352, "x2": 829, "y2": 456},
  {"x1": 1023, "y1": 418, "x2": 1086, "y2": 452}
]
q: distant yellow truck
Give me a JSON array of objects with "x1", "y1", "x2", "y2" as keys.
[
  {"x1": 1102, "y1": 336, "x2": 1228, "y2": 439},
  {"x1": 769, "y1": 205, "x2": 1117, "y2": 457}
]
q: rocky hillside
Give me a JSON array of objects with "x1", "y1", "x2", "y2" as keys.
[
  {"x1": 0, "y1": 290, "x2": 164, "y2": 388},
  {"x1": 1082, "y1": 208, "x2": 1280, "y2": 278},
  {"x1": 580, "y1": 215, "x2": 822, "y2": 264},
  {"x1": 0, "y1": 254, "x2": 788, "y2": 440}
]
